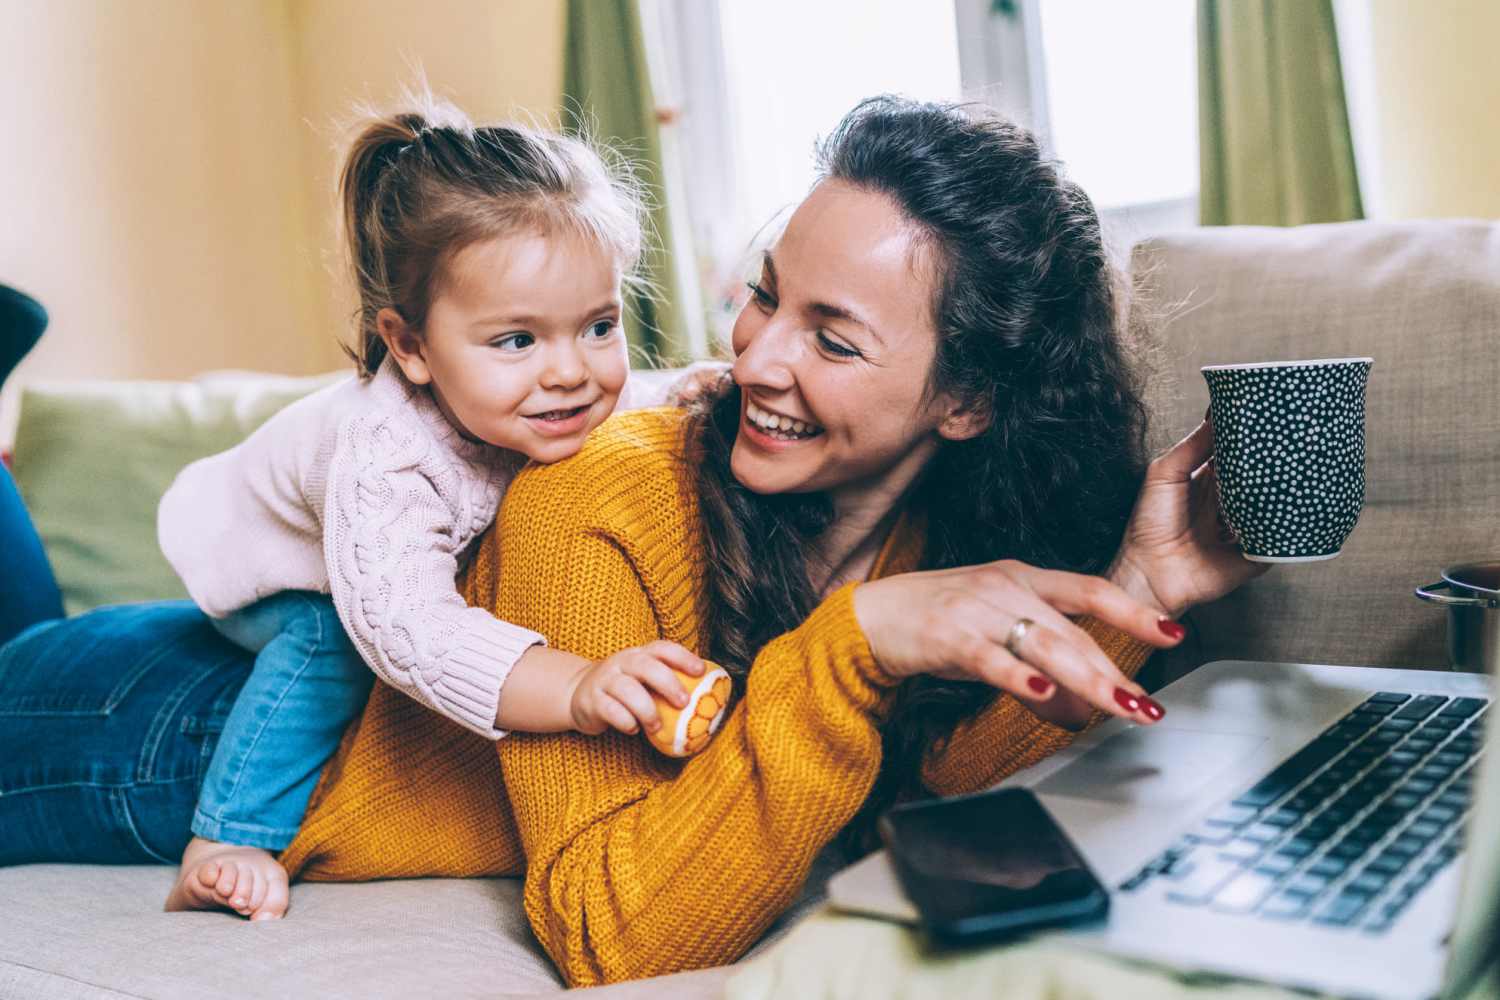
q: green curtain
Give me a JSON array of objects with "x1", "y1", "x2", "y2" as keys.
[
  {"x1": 1198, "y1": 0, "x2": 1363, "y2": 226},
  {"x1": 562, "y1": 0, "x2": 690, "y2": 366}
]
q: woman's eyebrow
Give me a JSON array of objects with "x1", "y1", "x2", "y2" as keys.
[
  {"x1": 760, "y1": 251, "x2": 778, "y2": 284},
  {"x1": 768, "y1": 254, "x2": 882, "y2": 347},
  {"x1": 764, "y1": 250, "x2": 885, "y2": 346},
  {"x1": 810, "y1": 302, "x2": 882, "y2": 343}
]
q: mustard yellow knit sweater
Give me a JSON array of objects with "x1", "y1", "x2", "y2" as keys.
[{"x1": 279, "y1": 407, "x2": 1153, "y2": 986}]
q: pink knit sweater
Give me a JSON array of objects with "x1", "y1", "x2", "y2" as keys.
[{"x1": 157, "y1": 358, "x2": 674, "y2": 739}]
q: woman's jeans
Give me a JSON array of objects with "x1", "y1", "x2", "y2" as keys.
[
  {"x1": 193, "y1": 592, "x2": 372, "y2": 850},
  {"x1": 0, "y1": 602, "x2": 252, "y2": 865},
  {"x1": 0, "y1": 460, "x2": 63, "y2": 647},
  {"x1": 0, "y1": 453, "x2": 371, "y2": 860},
  {"x1": 0, "y1": 596, "x2": 372, "y2": 862}
]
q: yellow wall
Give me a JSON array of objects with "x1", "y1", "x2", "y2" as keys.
[
  {"x1": 0, "y1": 0, "x2": 317, "y2": 434},
  {"x1": 0, "y1": 0, "x2": 564, "y2": 440},
  {"x1": 1364, "y1": 0, "x2": 1500, "y2": 219},
  {"x1": 290, "y1": 0, "x2": 566, "y2": 365}
]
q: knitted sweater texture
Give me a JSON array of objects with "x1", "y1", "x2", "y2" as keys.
[
  {"x1": 158, "y1": 357, "x2": 544, "y2": 737},
  {"x1": 157, "y1": 359, "x2": 670, "y2": 739},
  {"x1": 279, "y1": 407, "x2": 1153, "y2": 986}
]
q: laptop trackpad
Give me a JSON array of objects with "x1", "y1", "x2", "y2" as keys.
[{"x1": 1035, "y1": 728, "x2": 1267, "y2": 805}]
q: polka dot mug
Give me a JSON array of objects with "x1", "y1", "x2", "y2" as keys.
[{"x1": 1202, "y1": 358, "x2": 1374, "y2": 563}]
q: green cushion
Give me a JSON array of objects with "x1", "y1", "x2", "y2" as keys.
[{"x1": 12, "y1": 371, "x2": 344, "y2": 614}]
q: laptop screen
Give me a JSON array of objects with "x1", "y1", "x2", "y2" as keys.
[{"x1": 1442, "y1": 672, "x2": 1500, "y2": 998}]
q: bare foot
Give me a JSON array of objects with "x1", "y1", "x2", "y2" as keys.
[{"x1": 163, "y1": 836, "x2": 290, "y2": 920}]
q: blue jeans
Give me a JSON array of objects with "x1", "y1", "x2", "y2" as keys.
[
  {"x1": 0, "y1": 460, "x2": 64, "y2": 647},
  {"x1": 0, "y1": 601, "x2": 252, "y2": 865},
  {"x1": 192, "y1": 592, "x2": 372, "y2": 850}
]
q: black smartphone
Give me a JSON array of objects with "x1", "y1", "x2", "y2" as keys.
[{"x1": 878, "y1": 786, "x2": 1109, "y2": 945}]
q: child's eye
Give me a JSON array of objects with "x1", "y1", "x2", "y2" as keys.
[
  {"x1": 746, "y1": 281, "x2": 776, "y2": 311},
  {"x1": 816, "y1": 331, "x2": 862, "y2": 360},
  {"x1": 584, "y1": 319, "x2": 619, "y2": 340},
  {"x1": 493, "y1": 332, "x2": 534, "y2": 352}
]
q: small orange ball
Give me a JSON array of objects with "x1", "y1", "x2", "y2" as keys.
[{"x1": 647, "y1": 664, "x2": 733, "y2": 757}]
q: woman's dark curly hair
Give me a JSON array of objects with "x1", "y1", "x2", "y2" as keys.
[{"x1": 683, "y1": 96, "x2": 1150, "y2": 851}]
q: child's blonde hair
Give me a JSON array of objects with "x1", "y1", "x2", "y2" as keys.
[{"x1": 338, "y1": 95, "x2": 645, "y2": 377}]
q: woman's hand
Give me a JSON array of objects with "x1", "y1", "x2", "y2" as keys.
[
  {"x1": 853, "y1": 561, "x2": 1188, "y2": 729},
  {"x1": 1108, "y1": 412, "x2": 1270, "y2": 619},
  {"x1": 567, "y1": 641, "x2": 706, "y2": 736}
]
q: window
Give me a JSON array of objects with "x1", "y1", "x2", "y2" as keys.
[
  {"x1": 650, "y1": 0, "x2": 1199, "y2": 348},
  {"x1": 716, "y1": 0, "x2": 963, "y2": 256},
  {"x1": 646, "y1": 0, "x2": 965, "y2": 348},
  {"x1": 1037, "y1": 1, "x2": 1198, "y2": 212},
  {"x1": 956, "y1": 0, "x2": 1199, "y2": 242}
]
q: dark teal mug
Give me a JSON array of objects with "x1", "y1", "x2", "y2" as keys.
[{"x1": 1202, "y1": 357, "x2": 1374, "y2": 563}]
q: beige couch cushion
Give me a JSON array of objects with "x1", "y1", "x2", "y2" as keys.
[
  {"x1": 1134, "y1": 220, "x2": 1500, "y2": 680},
  {"x1": 0, "y1": 866, "x2": 562, "y2": 998},
  {"x1": 0, "y1": 864, "x2": 732, "y2": 998}
]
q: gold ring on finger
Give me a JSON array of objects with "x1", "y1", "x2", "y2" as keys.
[{"x1": 1004, "y1": 617, "x2": 1036, "y2": 660}]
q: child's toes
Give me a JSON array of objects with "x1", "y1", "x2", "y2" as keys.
[
  {"x1": 214, "y1": 862, "x2": 243, "y2": 908},
  {"x1": 195, "y1": 860, "x2": 222, "y2": 891},
  {"x1": 253, "y1": 875, "x2": 289, "y2": 921},
  {"x1": 229, "y1": 875, "x2": 257, "y2": 915},
  {"x1": 258, "y1": 869, "x2": 289, "y2": 917},
  {"x1": 245, "y1": 869, "x2": 269, "y2": 915}
]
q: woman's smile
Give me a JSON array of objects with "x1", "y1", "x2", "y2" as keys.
[{"x1": 742, "y1": 398, "x2": 824, "y2": 443}]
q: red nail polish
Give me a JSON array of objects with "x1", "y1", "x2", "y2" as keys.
[
  {"x1": 1158, "y1": 617, "x2": 1186, "y2": 641},
  {"x1": 1114, "y1": 687, "x2": 1141, "y2": 713},
  {"x1": 1141, "y1": 697, "x2": 1166, "y2": 720},
  {"x1": 1026, "y1": 676, "x2": 1052, "y2": 695}
]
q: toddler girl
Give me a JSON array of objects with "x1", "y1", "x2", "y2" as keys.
[{"x1": 157, "y1": 100, "x2": 706, "y2": 921}]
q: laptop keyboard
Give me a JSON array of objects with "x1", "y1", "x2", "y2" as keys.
[{"x1": 1119, "y1": 691, "x2": 1488, "y2": 933}]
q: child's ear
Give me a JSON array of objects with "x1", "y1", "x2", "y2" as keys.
[
  {"x1": 376, "y1": 308, "x2": 432, "y2": 385},
  {"x1": 936, "y1": 393, "x2": 990, "y2": 442}
]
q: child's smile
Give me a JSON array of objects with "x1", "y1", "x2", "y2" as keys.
[{"x1": 383, "y1": 228, "x2": 630, "y2": 464}]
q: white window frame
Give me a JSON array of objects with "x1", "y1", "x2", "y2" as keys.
[
  {"x1": 954, "y1": 0, "x2": 1200, "y2": 245},
  {"x1": 647, "y1": 0, "x2": 1202, "y2": 351},
  {"x1": 637, "y1": 0, "x2": 716, "y2": 357}
]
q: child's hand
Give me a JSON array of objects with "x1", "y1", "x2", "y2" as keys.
[{"x1": 567, "y1": 640, "x2": 706, "y2": 736}]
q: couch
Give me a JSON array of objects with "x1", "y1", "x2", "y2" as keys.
[{"x1": 3, "y1": 220, "x2": 1497, "y2": 999}]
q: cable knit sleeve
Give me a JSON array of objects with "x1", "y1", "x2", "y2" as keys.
[{"x1": 322, "y1": 410, "x2": 544, "y2": 739}]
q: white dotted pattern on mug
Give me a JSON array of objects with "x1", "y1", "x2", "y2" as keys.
[{"x1": 1203, "y1": 361, "x2": 1371, "y2": 558}]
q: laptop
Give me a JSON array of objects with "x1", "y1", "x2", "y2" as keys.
[{"x1": 828, "y1": 659, "x2": 1500, "y2": 999}]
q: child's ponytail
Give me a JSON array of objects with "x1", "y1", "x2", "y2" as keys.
[
  {"x1": 334, "y1": 93, "x2": 645, "y2": 380},
  {"x1": 339, "y1": 112, "x2": 429, "y2": 377}
]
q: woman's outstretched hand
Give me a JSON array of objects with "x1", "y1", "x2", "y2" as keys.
[
  {"x1": 1108, "y1": 412, "x2": 1270, "y2": 619},
  {"x1": 853, "y1": 561, "x2": 1188, "y2": 730}
]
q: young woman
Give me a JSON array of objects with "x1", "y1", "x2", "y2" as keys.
[{"x1": 0, "y1": 97, "x2": 1262, "y2": 984}]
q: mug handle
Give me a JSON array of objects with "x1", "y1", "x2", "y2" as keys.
[{"x1": 1414, "y1": 580, "x2": 1500, "y2": 609}]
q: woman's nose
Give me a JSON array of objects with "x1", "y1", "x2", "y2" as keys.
[{"x1": 733, "y1": 319, "x2": 799, "y2": 393}]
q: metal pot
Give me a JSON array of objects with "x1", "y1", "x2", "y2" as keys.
[{"x1": 1415, "y1": 563, "x2": 1500, "y2": 673}]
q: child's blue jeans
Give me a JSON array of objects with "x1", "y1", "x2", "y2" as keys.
[{"x1": 191, "y1": 591, "x2": 373, "y2": 851}]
